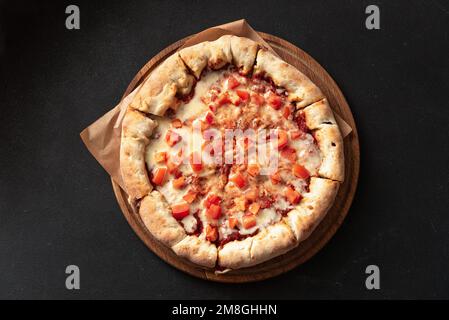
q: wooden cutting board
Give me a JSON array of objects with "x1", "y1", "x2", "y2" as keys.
[{"x1": 111, "y1": 32, "x2": 360, "y2": 283}]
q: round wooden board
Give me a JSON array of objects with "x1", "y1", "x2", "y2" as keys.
[{"x1": 112, "y1": 32, "x2": 360, "y2": 283}]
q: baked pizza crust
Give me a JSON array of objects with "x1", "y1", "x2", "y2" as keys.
[
  {"x1": 230, "y1": 36, "x2": 259, "y2": 75},
  {"x1": 254, "y1": 49, "x2": 324, "y2": 108},
  {"x1": 218, "y1": 222, "x2": 297, "y2": 269},
  {"x1": 285, "y1": 177, "x2": 339, "y2": 241},
  {"x1": 302, "y1": 99, "x2": 345, "y2": 182},
  {"x1": 129, "y1": 54, "x2": 195, "y2": 116},
  {"x1": 179, "y1": 35, "x2": 259, "y2": 79},
  {"x1": 120, "y1": 108, "x2": 157, "y2": 199},
  {"x1": 139, "y1": 191, "x2": 186, "y2": 247},
  {"x1": 172, "y1": 235, "x2": 217, "y2": 268},
  {"x1": 250, "y1": 222, "x2": 298, "y2": 266},
  {"x1": 217, "y1": 237, "x2": 253, "y2": 269},
  {"x1": 314, "y1": 125, "x2": 344, "y2": 182},
  {"x1": 303, "y1": 99, "x2": 337, "y2": 129},
  {"x1": 179, "y1": 35, "x2": 233, "y2": 79}
]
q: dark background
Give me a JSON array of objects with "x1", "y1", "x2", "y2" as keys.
[{"x1": 0, "y1": 0, "x2": 448, "y2": 299}]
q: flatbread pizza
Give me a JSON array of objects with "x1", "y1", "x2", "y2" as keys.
[{"x1": 120, "y1": 35, "x2": 344, "y2": 270}]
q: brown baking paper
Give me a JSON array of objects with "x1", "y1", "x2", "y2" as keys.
[{"x1": 80, "y1": 19, "x2": 352, "y2": 191}]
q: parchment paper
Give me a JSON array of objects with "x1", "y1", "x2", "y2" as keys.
[{"x1": 80, "y1": 19, "x2": 352, "y2": 191}]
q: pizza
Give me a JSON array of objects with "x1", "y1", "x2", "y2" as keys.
[{"x1": 120, "y1": 35, "x2": 344, "y2": 270}]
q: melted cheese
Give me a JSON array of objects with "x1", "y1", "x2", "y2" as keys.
[
  {"x1": 175, "y1": 70, "x2": 224, "y2": 121},
  {"x1": 289, "y1": 132, "x2": 322, "y2": 175},
  {"x1": 157, "y1": 178, "x2": 189, "y2": 204},
  {"x1": 181, "y1": 214, "x2": 197, "y2": 234},
  {"x1": 273, "y1": 197, "x2": 292, "y2": 212}
]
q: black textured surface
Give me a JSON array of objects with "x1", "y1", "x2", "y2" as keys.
[{"x1": 0, "y1": 0, "x2": 448, "y2": 299}]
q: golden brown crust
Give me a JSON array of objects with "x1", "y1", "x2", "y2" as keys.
[
  {"x1": 230, "y1": 36, "x2": 259, "y2": 75},
  {"x1": 217, "y1": 237, "x2": 253, "y2": 269},
  {"x1": 129, "y1": 54, "x2": 195, "y2": 116},
  {"x1": 120, "y1": 108, "x2": 157, "y2": 199},
  {"x1": 314, "y1": 125, "x2": 345, "y2": 182},
  {"x1": 179, "y1": 35, "x2": 233, "y2": 79},
  {"x1": 171, "y1": 235, "x2": 217, "y2": 268},
  {"x1": 139, "y1": 191, "x2": 186, "y2": 247},
  {"x1": 250, "y1": 222, "x2": 298, "y2": 265},
  {"x1": 285, "y1": 177, "x2": 339, "y2": 241},
  {"x1": 254, "y1": 49, "x2": 324, "y2": 108},
  {"x1": 218, "y1": 222, "x2": 297, "y2": 270},
  {"x1": 303, "y1": 99, "x2": 337, "y2": 129}
]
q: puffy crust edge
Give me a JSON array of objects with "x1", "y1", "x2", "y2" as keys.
[
  {"x1": 120, "y1": 108, "x2": 157, "y2": 199},
  {"x1": 254, "y1": 49, "x2": 324, "y2": 108},
  {"x1": 285, "y1": 177, "x2": 340, "y2": 241},
  {"x1": 303, "y1": 99, "x2": 337, "y2": 129},
  {"x1": 314, "y1": 124, "x2": 345, "y2": 182},
  {"x1": 218, "y1": 237, "x2": 253, "y2": 270},
  {"x1": 218, "y1": 222, "x2": 297, "y2": 269},
  {"x1": 139, "y1": 191, "x2": 186, "y2": 247},
  {"x1": 179, "y1": 35, "x2": 259, "y2": 79},
  {"x1": 129, "y1": 54, "x2": 195, "y2": 116},
  {"x1": 230, "y1": 36, "x2": 259, "y2": 75},
  {"x1": 179, "y1": 35, "x2": 233, "y2": 79},
  {"x1": 172, "y1": 235, "x2": 217, "y2": 268},
  {"x1": 250, "y1": 222, "x2": 298, "y2": 265}
]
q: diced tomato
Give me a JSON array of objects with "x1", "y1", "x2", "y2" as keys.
[
  {"x1": 172, "y1": 176, "x2": 186, "y2": 189},
  {"x1": 285, "y1": 187, "x2": 302, "y2": 204},
  {"x1": 226, "y1": 76, "x2": 240, "y2": 89},
  {"x1": 166, "y1": 159, "x2": 179, "y2": 175},
  {"x1": 165, "y1": 130, "x2": 181, "y2": 147},
  {"x1": 242, "y1": 214, "x2": 257, "y2": 229},
  {"x1": 251, "y1": 93, "x2": 265, "y2": 106},
  {"x1": 151, "y1": 167, "x2": 167, "y2": 186},
  {"x1": 270, "y1": 171, "x2": 282, "y2": 185},
  {"x1": 248, "y1": 203, "x2": 260, "y2": 215},
  {"x1": 189, "y1": 152, "x2": 203, "y2": 173},
  {"x1": 205, "y1": 112, "x2": 214, "y2": 124},
  {"x1": 230, "y1": 172, "x2": 246, "y2": 188},
  {"x1": 228, "y1": 217, "x2": 238, "y2": 229},
  {"x1": 183, "y1": 190, "x2": 197, "y2": 203},
  {"x1": 292, "y1": 164, "x2": 310, "y2": 179},
  {"x1": 209, "y1": 104, "x2": 217, "y2": 112},
  {"x1": 245, "y1": 188, "x2": 258, "y2": 201},
  {"x1": 276, "y1": 130, "x2": 288, "y2": 149},
  {"x1": 247, "y1": 163, "x2": 260, "y2": 177},
  {"x1": 218, "y1": 93, "x2": 232, "y2": 106},
  {"x1": 244, "y1": 136, "x2": 252, "y2": 145},
  {"x1": 231, "y1": 96, "x2": 242, "y2": 106},
  {"x1": 205, "y1": 194, "x2": 221, "y2": 208},
  {"x1": 282, "y1": 105, "x2": 292, "y2": 119},
  {"x1": 206, "y1": 204, "x2": 222, "y2": 220},
  {"x1": 236, "y1": 89, "x2": 250, "y2": 101},
  {"x1": 171, "y1": 118, "x2": 183, "y2": 128},
  {"x1": 154, "y1": 151, "x2": 167, "y2": 163},
  {"x1": 267, "y1": 92, "x2": 282, "y2": 110},
  {"x1": 205, "y1": 225, "x2": 218, "y2": 242},
  {"x1": 280, "y1": 146, "x2": 297, "y2": 162},
  {"x1": 171, "y1": 202, "x2": 190, "y2": 220},
  {"x1": 200, "y1": 119, "x2": 210, "y2": 131},
  {"x1": 234, "y1": 196, "x2": 247, "y2": 211},
  {"x1": 290, "y1": 129, "x2": 302, "y2": 140}
]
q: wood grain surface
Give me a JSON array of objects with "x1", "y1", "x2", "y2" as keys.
[{"x1": 111, "y1": 32, "x2": 360, "y2": 283}]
